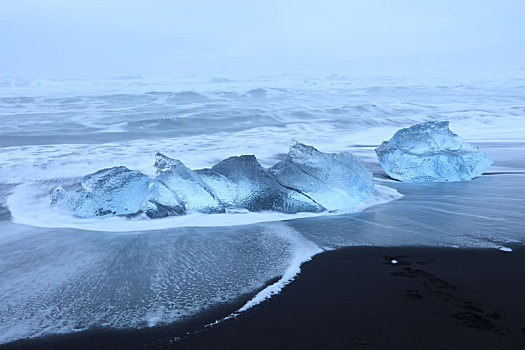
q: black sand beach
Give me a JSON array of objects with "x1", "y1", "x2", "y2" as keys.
[{"x1": 4, "y1": 245, "x2": 525, "y2": 350}]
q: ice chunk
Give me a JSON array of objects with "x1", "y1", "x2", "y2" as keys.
[
  {"x1": 51, "y1": 145, "x2": 376, "y2": 219},
  {"x1": 153, "y1": 153, "x2": 223, "y2": 214},
  {"x1": 376, "y1": 121, "x2": 493, "y2": 182},
  {"x1": 197, "y1": 155, "x2": 322, "y2": 213},
  {"x1": 51, "y1": 185, "x2": 102, "y2": 217},
  {"x1": 51, "y1": 166, "x2": 150, "y2": 217},
  {"x1": 269, "y1": 143, "x2": 374, "y2": 210},
  {"x1": 143, "y1": 181, "x2": 185, "y2": 218}
]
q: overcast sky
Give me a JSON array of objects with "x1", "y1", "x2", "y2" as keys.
[{"x1": 1, "y1": 0, "x2": 524, "y2": 78}]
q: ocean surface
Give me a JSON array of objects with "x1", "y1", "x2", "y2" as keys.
[{"x1": 0, "y1": 74, "x2": 524, "y2": 344}]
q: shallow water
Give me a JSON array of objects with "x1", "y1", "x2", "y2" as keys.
[{"x1": 0, "y1": 74, "x2": 524, "y2": 344}]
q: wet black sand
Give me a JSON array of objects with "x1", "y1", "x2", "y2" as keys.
[{"x1": 4, "y1": 246, "x2": 525, "y2": 350}]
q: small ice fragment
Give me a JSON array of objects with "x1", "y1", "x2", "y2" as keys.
[
  {"x1": 391, "y1": 259, "x2": 398, "y2": 265},
  {"x1": 498, "y1": 247, "x2": 512, "y2": 252}
]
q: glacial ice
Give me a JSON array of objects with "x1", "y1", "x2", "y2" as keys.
[
  {"x1": 151, "y1": 153, "x2": 223, "y2": 214},
  {"x1": 376, "y1": 121, "x2": 493, "y2": 182},
  {"x1": 143, "y1": 180, "x2": 184, "y2": 218},
  {"x1": 51, "y1": 144, "x2": 375, "y2": 218},
  {"x1": 197, "y1": 155, "x2": 323, "y2": 213},
  {"x1": 269, "y1": 143, "x2": 374, "y2": 210},
  {"x1": 51, "y1": 166, "x2": 150, "y2": 217}
]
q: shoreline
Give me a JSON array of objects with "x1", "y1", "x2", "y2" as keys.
[{"x1": 3, "y1": 245, "x2": 525, "y2": 349}]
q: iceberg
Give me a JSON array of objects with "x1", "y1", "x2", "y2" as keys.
[
  {"x1": 50, "y1": 145, "x2": 375, "y2": 218},
  {"x1": 51, "y1": 166, "x2": 150, "y2": 217},
  {"x1": 269, "y1": 143, "x2": 374, "y2": 210},
  {"x1": 197, "y1": 155, "x2": 323, "y2": 213},
  {"x1": 376, "y1": 121, "x2": 493, "y2": 182}
]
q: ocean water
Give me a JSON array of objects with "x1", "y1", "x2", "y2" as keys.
[{"x1": 0, "y1": 74, "x2": 524, "y2": 344}]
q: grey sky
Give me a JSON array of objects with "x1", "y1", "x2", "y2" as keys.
[{"x1": 1, "y1": 0, "x2": 524, "y2": 78}]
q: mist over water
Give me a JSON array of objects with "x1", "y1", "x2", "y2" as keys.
[{"x1": 2, "y1": 0, "x2": 525, "y2": 77}]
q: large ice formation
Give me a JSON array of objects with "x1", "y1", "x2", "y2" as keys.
[
  {"x1": 51, "y1": 143, "x2": 375, "y2": 218},
  {"x1": 269, "y1": 142, "x2": 374, "y2": 210},
  {"x1": 51, "y1": 166, "x2": 150, "y2": 217},
  {"x1": 376, "y1": 121, "x2": 493, "y2": 182}
]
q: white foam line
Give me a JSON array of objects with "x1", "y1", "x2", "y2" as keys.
[
  {"x1": 237, "y1": 226, "x2": 322, "y2": 313},
  {"x1": 201, "y1": 224, "x2": 323, "y2": 332}
]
